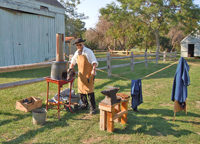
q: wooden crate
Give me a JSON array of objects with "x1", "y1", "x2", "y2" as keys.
[{"x1": 16, "y1": 97, "x2": 42, "y2": 112}]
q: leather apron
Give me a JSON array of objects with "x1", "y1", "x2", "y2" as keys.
[{"x1": 77, "y1": 55, "x2": 94, "y2": 94}]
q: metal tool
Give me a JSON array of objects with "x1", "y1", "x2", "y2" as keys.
[
  {"x1": 87, "y1": 75, "x2": 94, "y2": 83},
  {"x1": 100, "y1": 87, "x2": 121, "y2": 105},
  {"x1": 67, "y1": 68, "x2": 76, "y2": 79}
]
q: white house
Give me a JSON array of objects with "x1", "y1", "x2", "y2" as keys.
[
  {"x1": 0, "y1": 0, "x2": 65, "y2": 66},
  {"x1": 180, "y1": 30, "x2": 200, "y2": 57}
]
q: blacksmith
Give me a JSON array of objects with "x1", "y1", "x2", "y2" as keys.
[{"x1": 70, "y1": 38, "x2": 98, "y2": 114}]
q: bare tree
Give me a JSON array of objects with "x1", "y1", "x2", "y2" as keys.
[
  {"x1": 167, "y1": 26, "x2": 185, "y2": 51},
  {"x1": 84, "y1": 16, "x2": 115, "y2": 51}
]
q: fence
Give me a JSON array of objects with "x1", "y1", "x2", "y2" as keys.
[
  {"x1": 0, "y1": 51, "x2": 176, "y2": 90},
  {"x1": 96, "y1": 51, "x2": 177, "y2": 76}
]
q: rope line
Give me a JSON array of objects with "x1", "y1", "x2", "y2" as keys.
[
  {"x1": 96, "y1": 61, "x2": 179, "y2": 80},
  {"x1": 96, "y1": 68, "x2": 130, "y2": 80},
  {"x1": 141, "y1": 61, "x2": 178, "y2": 80}
]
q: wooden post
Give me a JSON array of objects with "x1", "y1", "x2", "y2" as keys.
[
  {"x1": 56, "y1": 33, "x2": 64, "y2": 62},
  {"x1": 131, "y1": 52, "x2": 134, "y2": 71},
  {"x1": 121, "y1": 101, "x2": 128, "y2": 124},
  {"x1": 68, "y1": 54, "x2": 74, "y2": 88},
  {"x1": 69, "y1": 54, "x2": 73, "y2": 60},
  {"x1": 100, "y1": 109, "x2": 107, "y2": 130},
  {"x1": 145, "y1": 51, "x2": 148, "y2": 67},
  {"x1": 170, "y1": 51, "x2": 172, "y2": 61},
  {"x1": 126, "y1": 50, "x2": 128, "y2": 56},
  {"x1": 163, "y1": 51, "x2": 166, "y2": 62},
  {"x1": 107, "y1": 52, "x2": 111, "y2": 76},
  {"x1": 114, "y1": 104, "x2": 120, "y2": 123},
  {"x1": 107, "y1": 109, "x2": 115, "y2": 132},
  {"x1": 175, "y1": 51, "x2": 177, "y2": 60},
  {"x1": 156, "y1": 51, "x2": 158, "y2": 64},
  {"x1": 150, "y1": 51, "x2": 151, "y2": 58}
]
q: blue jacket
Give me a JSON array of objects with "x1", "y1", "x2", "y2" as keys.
[
  {"x1": 131, "y1": 79, "x2": 143, "y2": 109},
  {"x1": 171, "y1": 57, "x2": 190, "y2": 103}
]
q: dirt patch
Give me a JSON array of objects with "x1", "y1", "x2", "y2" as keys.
[
  {"x1": 156, "y1": 84, "x2": 164, "y2": 89},
  {"x1": 196, "y1": 101, "x2": 200, "y2": 108},
  {"x1": 2, "y1": 133, "x2": 17, "y2": 142},
  {"x1": 79, "y1": 114, "x2": 93, "y2": 120},
  {"x1": 81, "y1": 136, "x2": 103, "y2": 144},
  {"x1": 163, "y1": 116, "x2": 170, "y2": 120},
  {"x1": 111, "y1": 134, "x2": 131, "y2": 141},
  {"x1": 39, "y1": 90, "x2": 55, "y2": 96},
  {"x1": 143, "y1": 90, "x2": 155, "y2": 96},
  {"x1": 160, "y1": 103, "x2": 173, "y2": 107},
  {"x1": 95, "y1": 79, "x2": 103, "y2": 82}
]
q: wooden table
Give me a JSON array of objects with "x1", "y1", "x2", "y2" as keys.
[
  {"x1": 99, "y1": 98, "x2": 129, "y2": 132},
  {"x1": 44, "y1": 77, "x2": 75, "y2": 121}
]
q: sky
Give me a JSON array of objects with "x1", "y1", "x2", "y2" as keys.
[{"x1": 76, "y1": 0, "x2": 200, "y2": 30}]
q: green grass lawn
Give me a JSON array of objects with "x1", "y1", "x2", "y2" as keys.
[{"x1": 0, "y1": 55, "x2": 200, "y2": 143}]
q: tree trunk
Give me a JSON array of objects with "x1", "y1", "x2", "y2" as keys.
[
  {"x1": 118, "y1": 40, "x2": 123, "y2": 50},
  {"x1": 155, "y1": 29, "x2": 160, "y2": 64},
  {"x1": 118, "y1": 40, "x2": 126, "y2": 51},
  {"x1": 107, "y1": 44, "x2": 112, "y2": 51},
  {"x1": 114, "y1": 39, "x2": 116, "y2": 50},
  {"x1": 123, "y1": 36, "x2": 126, "y2": 51}
]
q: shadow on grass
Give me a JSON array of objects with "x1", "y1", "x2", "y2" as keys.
[
  {"x1": 138, "y1": 108, "x2": 200, "y2": 118},
  {"x1": 0, "y1": 111, "x2": 32, "y2": 127},
  {"x1": 1, "y1": 109, "x2": 75, "y2": 144},
  {"x1": 1, "y1": 105, "x2": 101, "y2": 144},
  {"x1": 114, "y1": 108, "x2": 199, "y2": 137}
]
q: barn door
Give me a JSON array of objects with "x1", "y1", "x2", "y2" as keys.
[
  {"x1": 0, "y1": 8, "x2": 55, "y2": 66},
  {"x1": 188, "y1": 44, "x2": 194, "y2": 57}
]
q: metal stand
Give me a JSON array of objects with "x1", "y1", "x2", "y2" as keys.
[{"x1": 44, "y1": 77, "x2": 75, "y2": 121}]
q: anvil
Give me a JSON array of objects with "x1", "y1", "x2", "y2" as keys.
[{"x1": 100, "y1": 87, "x2": 121, "y2": 105}]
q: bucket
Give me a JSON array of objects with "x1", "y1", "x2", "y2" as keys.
[{"x1": 32, "y1": 108, "x2": 47, "y2": 125}]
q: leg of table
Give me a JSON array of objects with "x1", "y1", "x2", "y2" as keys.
[
  {"x1": 58, "y1": 85, "x2": 61, "y2": 121},
  {"x1": 107, "y1": 109, "x2": 115, "y2": 132},
  {"x1": 100, "y1": 109, "x2": 107, "y2": 130},
  {"x1": 121, "y1": 101, "x2": 128, "y2": 124},
  {"x1": 114, "y1": 104, "x2": 120, "y2": 123},
  {"x1": 46, "y1": 82, "x2": 49, "y2": 110},
  {"x1": 68, "y1": 81, "x2": 74, "y2": 113}
]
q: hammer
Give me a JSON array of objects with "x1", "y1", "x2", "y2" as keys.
[{"x1": 87, "y1": 75, "x2": 94, "y2": 83}]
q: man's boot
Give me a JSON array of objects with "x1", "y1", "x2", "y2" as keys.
[
  {"x1": 78, "y1": 94, "x2": 88, "y2": 110},
  {"x1": 88, "y1": 93, "x2": 96, "y2": 114}
]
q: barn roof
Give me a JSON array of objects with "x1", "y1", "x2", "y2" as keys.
[
  {"x1": 180, "y1": 29, "x2": 200, "y2": 44},
  {"x1": 35, "y1": 0, "x2": 65, "y2": 9}
]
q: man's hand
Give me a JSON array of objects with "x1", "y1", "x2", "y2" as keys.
[
  {"x1": 91, "y1": 69, "x2": 96, "y2": 75},
  {"x1": 91, "y1": 63, "x2": 97, "y2": 75}
]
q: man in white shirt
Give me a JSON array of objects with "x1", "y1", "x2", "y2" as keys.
[{"x1": 70, "y1": 38, "x2": 98, "y2": 114}]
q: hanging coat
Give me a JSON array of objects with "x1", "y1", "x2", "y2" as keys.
[
  {"x1": 171, "y1": 57, "x2": 190, "y2": 113},
  {"x1": 171, "y1": 57, "x2": 190, "y2": 103},
  {"x1": 131, "y1": 79, "x2": 143, "y2": 110}
]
